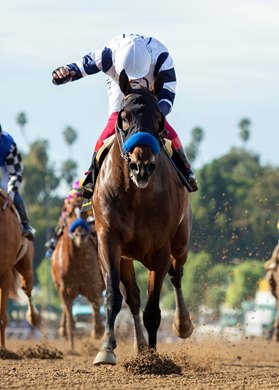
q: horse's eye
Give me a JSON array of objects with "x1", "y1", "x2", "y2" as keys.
[{"x1": 121, "y1": 111, "x2": 131, "y2": 130}]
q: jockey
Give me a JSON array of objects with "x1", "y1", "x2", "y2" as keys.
[
  {"x1": 45, "y1": 179, "x2": 85, "y2": 256},
  {"x1": 0, "y1": 124, "x2": 35, "y2": 240},
  {"x1": 52, "y1": 33, "x2": 198, "y2": 193}
]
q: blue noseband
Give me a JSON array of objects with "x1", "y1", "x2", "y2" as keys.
[
  {"x1": 122, "y1": 132, "x2": 160, "y2": 155},
  {"x1": 69, "y1": 218, "x2": 90, "y2": 234}
]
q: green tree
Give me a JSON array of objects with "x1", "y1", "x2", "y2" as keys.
[
  {"x1": 238, "y1": 118, "x2": 251, "y2": 147},
  {"x1": 185, "y1": 127, "x2": 204, "y2": 163},
  {"x1": 226, "y1": 260, "x2": 265, "y2": 308},
  {"x1": 63, "y1": 126, "x2": 78, "y2": 157},
  {"x1": 61, "y1": 159, "x2": 78, "y2": 188},
  {"x1": 61, "y1": 126, "x2": 78, "y2": 188},
  {"x1": 205, "y1": 264, "x2": 233, "y2": 312},
  {"x1": 191, "y1": 147, "x2": 279, "y2": 260},
  {"x1": 16, "y1": 111, "x2": 29, "y2": 147},
  {"x1": 36, "y1": 258, "x2": 60, "y2": 308},
  {"x1": 21, "y1": 139, "x2": 62, "y2": 272},
  {"x1": 181, "y1": 251, "x2": 213, "y2": 314}
]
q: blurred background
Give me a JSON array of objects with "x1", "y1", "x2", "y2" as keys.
[{"x1": 1, "y1": 0, "x2": 278, "y2": 341}]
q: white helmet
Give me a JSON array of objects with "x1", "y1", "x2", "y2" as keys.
[{"x1": 115, "y1": 37, "x2": 151, "y2": 80}]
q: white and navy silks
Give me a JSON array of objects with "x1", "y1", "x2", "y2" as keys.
[
  {"x1": 66, "y1": 33, "x2": 176, "y2": 116},
  {"x1": 0, "y1": 131, "x2": 23, "y2": 201}
]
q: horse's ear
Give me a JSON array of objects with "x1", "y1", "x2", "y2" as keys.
[
  {"x1": 151, "y1": 72, "x2": 164, "y2": 96},
  {"x1": 119, "y1": 70, "x2": 131, "y2": 95}
]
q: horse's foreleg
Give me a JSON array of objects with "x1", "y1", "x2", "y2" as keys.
[
  {"x1": 61, "y1": 293, "x2": 74, "y2": 352},
  {"x1": 273, "y1": 308, "x2": 279, "y2": 342},
  {"x1": 59, "y1": 308, "x2": 67, "y2": 337},
  {"x1": 16, "y1": 259, "x2": 40, "y2": 327},
  {"x1": 0, "y1": 272, "x2": 12, "y2": 349},
  {"x1": 143, "y1": 257, "x2": 170, "y2": 349},
  {"x1": 94, "y1": 243, "x2": 122, "y2": 365},
  {"x1": 120, "y1": 258, "x2": 147, "y2": 353},
  {"x1": 168, "y1": 262, "x2": 193, "y2": 339},
  {"x1": 143, "y1": 271, "x2": 162, "y2": 349},
  {"x1": 91, "y1": 300, "x2": 104, "y2": 339}
]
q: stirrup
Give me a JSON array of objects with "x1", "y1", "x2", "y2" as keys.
[{"x1": 82, "y1": 184, "x2": 94, "y2": 199}]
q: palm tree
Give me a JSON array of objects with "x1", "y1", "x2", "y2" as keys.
[
  {"x1": 16, "y1": 111, "x2": 29, "y2": 147},
  {"x1": 61, "y1": 159, "x2": 78, "y2": 188},
  {"x1": 238, "y1": 118, "x2": 251, "y2": 148},
  {"x1": 185, "y1": 127, "x2": 205, "y2": 163},
  {"x1": 62, "y1": 126, "x2": 78, "y2": 157}
]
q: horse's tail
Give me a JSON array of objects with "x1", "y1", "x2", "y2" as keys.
[{"x1": 9, "y1": 268, "x2": 20, "y2": 299}]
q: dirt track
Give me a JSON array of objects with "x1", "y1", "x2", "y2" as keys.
[{"x1": 1, "y1": 335, "x2": 279, "y2": 389}]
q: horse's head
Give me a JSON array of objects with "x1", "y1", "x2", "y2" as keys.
[
  {"x1": 64, "y1": 193, "x2": 83, "y2": 220},
  {"x1": 116, "y1": 70, "x2": 165, "y2": 189},
  {"x1": 69, "y1": 218, "x2": 91, "y2": 249}
]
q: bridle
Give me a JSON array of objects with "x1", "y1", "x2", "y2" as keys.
[{"x1": 115, "y1": 89, "x2": 165, "y2": 164}]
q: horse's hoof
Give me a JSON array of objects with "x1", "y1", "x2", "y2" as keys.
[
  {"x1": 173, "y1": 320, "x2": 194, "y2": 339},
  {"x1": 93, "y1": 350, "x2": 116, "y2": 365},
  {"x1": 27, "y1": 311, "x2": 41, "y2": 327},
  {"x1": 58, "y1": 328, "x2": 66, "y2": 338}
]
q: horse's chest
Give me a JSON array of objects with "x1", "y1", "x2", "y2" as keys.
[{"x1": 121, "y1": 227, "x2": 162, "y2": 258}]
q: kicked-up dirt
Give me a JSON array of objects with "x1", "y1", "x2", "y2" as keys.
[{"x1": 0, "y1": 336, "x2": 279, "y2": 389}]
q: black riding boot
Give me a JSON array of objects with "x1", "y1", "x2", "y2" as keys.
[
  {"x1": 14, "y1": 192, "x2": 35, "y2": 240},
  {"x1": 173, "y1": 147, "x2": 198, "y2": 192},
  {"x1": 45, "y1": 225, "x2": 64, "y2": 257},
  {"x1": 82, "y1": 151, "x2": 98, "y2": 200}
]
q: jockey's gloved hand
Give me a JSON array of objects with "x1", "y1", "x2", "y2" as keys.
[
  {"x1": 158, "y1": 101, "x2": 171, "y2": 117},
  {"x1": 52, "y1": 66, "x2": 75, "y2": 85}
]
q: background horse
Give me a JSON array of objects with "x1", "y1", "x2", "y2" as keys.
[
  {"x1": 0, "y1": 189, "x2": 40, "y2": 350},
  {"x1": 92, "y1": 70, "x2": 193, "y2": 365},
  {"x1": 265, "y1": 244, "x2": 279, "y2": 341},
  {"x1": 51, "y1": 198, "x2": 105, "y2": 352}
]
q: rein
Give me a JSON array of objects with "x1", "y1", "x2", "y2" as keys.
[{"x1": 115, "y1": 121, "x2": 130, "y2": 162}]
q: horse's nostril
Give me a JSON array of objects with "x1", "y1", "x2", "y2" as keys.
[
  {"x1": 129, "y1": 162, "x2": 139, "y2": 173},
  {"x1": 147, "y1": 163, "x2": 155, "y2": 176}
]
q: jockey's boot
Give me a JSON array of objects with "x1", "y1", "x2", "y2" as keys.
[
  {"x1": 45, "y1": 226, "x2": 63, "y2": 257},
  {"x1": 175, "y1": 147, "x2": 198, "y2": 192},
  {"x1": 82, "y1": 151, "x2": 98, "y2": 200},
  {"x1": 45, "y1": 236, "x2": 58, "y2": 257},
  {"x1": 45, "y1": 236, "x2": 57, "y2": 250},
  {"x1": 14, "y1": 193, "x2": 35, "y2": 240}
]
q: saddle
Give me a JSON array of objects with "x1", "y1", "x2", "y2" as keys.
[
  {"x1": 0, "y1": 188, "x2": 29, "y2": 259},
  {"x1": 0, "y1": 189, "x2": 20, "y2": 220}
]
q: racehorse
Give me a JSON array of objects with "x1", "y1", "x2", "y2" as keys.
[
  {"x1": 51, "y1": 198, "x2": 105, "y2": 352},
  {"x1": 0, "y1": 189, "x2": 40, "y2": 350},
  {"x1": 92, "y1": 70, "x2": 193, "y2": 365},
  {"x1": 265, "y1": 244, "x2": 279, "y2": 341}
]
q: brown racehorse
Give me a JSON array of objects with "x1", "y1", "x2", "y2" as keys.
[
  {"x1": 92, "y1": 70, "x2": 193, "y2": 365},
  {"x1": 51, "y1": 199, "x2": 105, "y2": 352},
  {"x1": 265, "y1": 244, "x2": 279, "y2": 341},
  {"x1": 0, "y1": 189, "x2": 40, "y2": 350}
]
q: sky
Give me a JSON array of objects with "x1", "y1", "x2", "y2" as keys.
[{"x1": 1, "y1": 0, "x2": 278, "y2": 186}]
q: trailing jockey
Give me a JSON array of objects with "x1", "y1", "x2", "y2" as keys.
[{"x1": 0, "y1": 124, "x2": 35, "y2": 240}]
